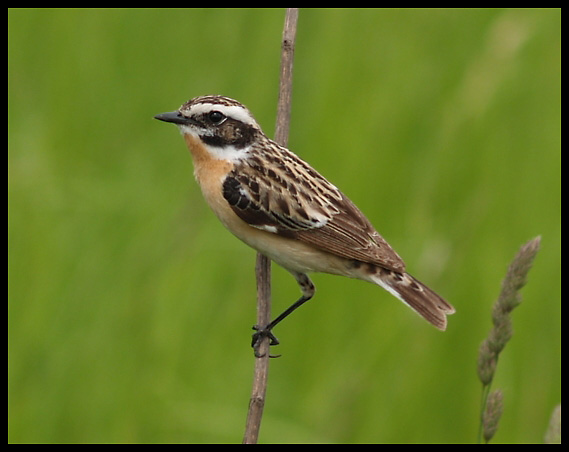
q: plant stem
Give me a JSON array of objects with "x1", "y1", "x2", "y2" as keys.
[{"x1": 242, "y1": 8, "x2": 298, "y2": 444}]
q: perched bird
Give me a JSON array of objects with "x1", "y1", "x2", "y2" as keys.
[{"x1": 155, "y1": 95, "x2": 454, "y2": 351}]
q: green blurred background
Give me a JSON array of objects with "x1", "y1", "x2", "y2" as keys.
[{"x1": 8, "y1": 8, "x2": 560, "y2": 444}]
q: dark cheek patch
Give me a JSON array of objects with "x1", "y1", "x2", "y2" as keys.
[{"x1": 201, "y1": 121, "x2": 257, "y2": 149}]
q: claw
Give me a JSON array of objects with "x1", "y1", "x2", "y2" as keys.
[
  {"x1": 249, "y1": 291, "x2": 314, "y2": 358},
  {"x1": 252, "y1": 325, "x2": 281, "y2": 358}
]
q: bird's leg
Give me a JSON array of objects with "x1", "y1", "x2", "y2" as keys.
[{"x1": 252, "y1": 272, "x2": 315, "y2": 357}]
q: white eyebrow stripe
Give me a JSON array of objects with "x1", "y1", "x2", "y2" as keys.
[{"x1": 187, "y1": 103, "x2": 260, "y2": 128}]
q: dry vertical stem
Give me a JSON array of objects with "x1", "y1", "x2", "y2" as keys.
[
  {"x1": 477, "y1": 236, "x2": 541, "y2": 387},
  {"x1": 242, "y1": 8, "x2": 299, "y2": 445},
  {"x1": 274, "y1": 7, "x2": 299, "y2": 148},
  {"x1": 476, "y1": 236, "x2": 541, "y2": 443},
  {"x1": 482, "y1": 389, "x2": 504, "y2": 443}
]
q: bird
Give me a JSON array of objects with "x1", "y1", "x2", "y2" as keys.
[{"x1": 154, "y1": 95, "x2": 454, "y2": 352}]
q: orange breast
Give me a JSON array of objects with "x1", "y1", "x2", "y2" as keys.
[
  {"x1": 181, "y1": 133, "x2": 353, "y2": 275},
  {"x1": 183, "y1": 134, "x2": 241, "y2": 229}
]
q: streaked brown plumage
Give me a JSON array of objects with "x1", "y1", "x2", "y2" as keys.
[{"x1": 155, "y1": 95, "x2": 455, "y2": 349}]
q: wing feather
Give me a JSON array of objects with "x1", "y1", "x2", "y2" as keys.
[{"x1": 222, "y1": 143, "x2": 406, "y2": 273}]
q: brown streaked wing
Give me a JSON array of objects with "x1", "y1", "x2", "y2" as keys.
[
  {"x1": 222, "y1": 160, "x2": 406, "y2": 273},
  {"x1": 293, "y1": 193, "x2": 406, "y2": 273}
]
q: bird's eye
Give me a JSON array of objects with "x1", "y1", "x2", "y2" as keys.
[{"x1": 208, "y1": 111, "x2": 226, "y2": 125}]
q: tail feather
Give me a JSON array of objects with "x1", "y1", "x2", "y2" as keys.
[{"x1": 369, "y1": 267, "x2": 455, "y2": 330}]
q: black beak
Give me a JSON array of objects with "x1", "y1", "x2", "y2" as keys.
[{"x1": 154, "y1": 111, "x2": 196, "y2": 125}]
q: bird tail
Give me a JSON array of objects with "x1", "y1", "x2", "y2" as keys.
[{"x1": 369, "y1": 267, "x2": 455, "y2": 330}]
